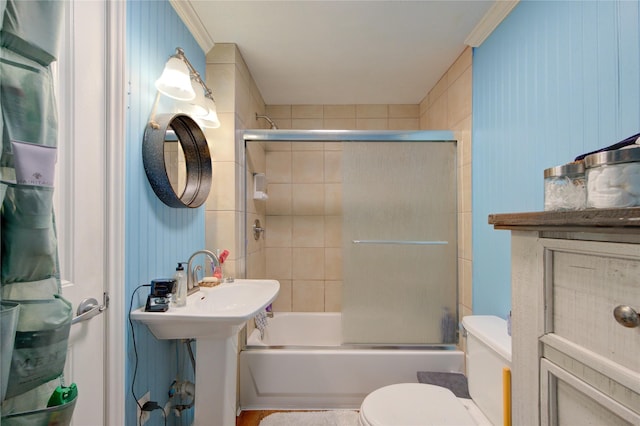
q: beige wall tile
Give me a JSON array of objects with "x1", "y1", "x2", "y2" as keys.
[
  {"x1": 388, "y1": 118, "x2": 419, "y2": 130},
  {"x1": 205, "y1": 112, "x2": 235, "y2": 162},
  {"x1": 356, "y1": 118, "x2": 388, "y2": 130},
  {"x1": 324, "y1": 248, "x2": 343, "y2": 280},
  {"x1": 324, "y1": 142, "x2": 343, "y2": 151},
  {"x1": 419, "y1": 96, "x2": 429, "y2": 117},
  {"x1": 323, "y1": 118, "x2": 357, "y2": 130},
  {"x1": 428, "y1": 74, "x2": 448, "y2": 108},
  {"x1": 292, "y1": 248, "x2": 324, "y2": 280},
  {"x1": 427, "y1": 93, "x2": 448, "y2": 129},
  {"x1": 272, "y1": 279, "x2": 292, "y2": 311},
  {"x1": 461, "y1": 258, "x2": 472, "y2": 310},
  {"x1": 419, "y1": 112, "x2": 429, "y2": 131},
  {"x1": 463, "y1": 212, "x2": 472, "y2": 260},
  {"x1": 205, "y1": 211, "x2": 236, "y2": 258},
  {"x1": 448, "y1": 67, "x2": 472, "y2": 128},
  {"x1": 324, "y1": 184, "x2": 342, "y2": 215},
  {"x1": 265, "y1": 142, "x2": 292, "y2": 152},
  {"x1": 324, "y1": 151, "x2": 342, "y2": 183},
  {"x1": 207, "y1": 161, "x2": 236, "y2": 211},
  {"x1": 292, "y1": 280, "x2": 325, "y2": 312},
  {"x1": 292, "y1": 151, "x2": 324, "y2": 183},
  {"x1": 292, "y1": 105, "x2": 323, "y2": 119},
  {"x1": 266, "y1": 247, "x2": 292, "y2": 279},
  {"x1": 293, "y1": 142, "x2": 324, "y2": 151},
  {"x1": 324, "y1": 281, "x2": 343, "y2": 312},
  {"x1": 356, "y1": 104, "x2": 388, "y2": 118},
  {"x1": 292, "y1": 184, "x2": 325, "y2": 215},
  {"x1": 324, "y1": 104, "x2": 355, "y2": 118},
  {"x1": 292, "y1": 216, "x2": 325, "y2": 248},
  {"x1": 272, "y1": 118, "x2": 292, "y2": 129},
  {"x1": 292, "y1": 118, "x2": 323, "y2": 129},
  {"x1": 266, "y1": 183, "x2": 292, "y2": 215},
  {"x1": 266, "y1": 151, "x2": 292, "y2": 183},
  {"x1": 447, "y1": 46, "x2": 472, "y2": 85},
  {"x1": 246, "y1": 250, "x2": 266, "y2": 279},
  {"x1": 206, "y1": 63, "x2": 235, "y2": 113},
  {"x1": 324, "y1": 216, "x2": 342, "y2": 248},
  {"x1": 265, "y1": 215, "x2": 292, "y2": 248},
  {"x1": 266, "y1": 105, "x2": 292, "y2": 118},
  {"x1": 461, "y1": 163, "x2": 472, "y2": 213},
  {"x1": 388, "y1": 104, "x2": 419, "y2": 118}
]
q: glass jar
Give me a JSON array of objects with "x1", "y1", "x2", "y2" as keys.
[
  {"x1": 584, "y1": 147, "x2": 640, "y2": 208},
  {"x1": 544, "y1": 162, "x2": 586, "y2": 211}
]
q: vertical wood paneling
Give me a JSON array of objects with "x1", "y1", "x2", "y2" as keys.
[
  {"x1": 472, "y1": 1, "x2": 640, "y2": 317},
  {"x1": 125, "y1": 1, "x2": 206, "y2": 424}
]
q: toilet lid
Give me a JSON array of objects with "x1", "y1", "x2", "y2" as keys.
[{"x1": 360, "y1": 383, "x2": 476, "y2": 426}]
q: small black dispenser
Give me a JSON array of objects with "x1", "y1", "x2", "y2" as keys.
[{"x1": 145, "y1": 279, "x2": 175, "y2": 312}]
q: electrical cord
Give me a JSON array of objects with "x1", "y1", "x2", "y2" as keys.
[
  {"x1": 141, "y1": 401, "x2": 167, "y2": 426},
  {"x1": 129, "y1": 284, "x2": 151, "y2": 422}
]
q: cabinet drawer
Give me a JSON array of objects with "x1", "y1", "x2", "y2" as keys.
[
  {"x1": 545, "y1": 239, "x2": 640, "y2": 374},
  {"x1": 540, "y1": 359, "x2": 640, "y2": 426}
]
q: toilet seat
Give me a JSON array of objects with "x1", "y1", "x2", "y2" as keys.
[{"x1": 359, "y1": 383, "x2": 477, "y2": 426}]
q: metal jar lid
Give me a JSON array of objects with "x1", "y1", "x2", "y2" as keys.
[
  {"x1": 544, "y1": 161, "x2": 585, "y2": 178},
  {"x1": 584, "y1": 146, "x2": 640, "y2": 168}
]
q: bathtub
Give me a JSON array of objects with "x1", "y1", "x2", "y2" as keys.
[{"x1": 239, "y1": 312, "x2": 464, "y2": 410}]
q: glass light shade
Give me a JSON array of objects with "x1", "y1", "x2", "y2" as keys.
[
  {"x1": 183, "y1": 79, "x2": 208, "y2": 117},
  {"x1": 155, "y1": 57, "x2": 196, "y2": 101},
  {"x1": 199, "y1": 97, "x2": 221, "y2": 128}
]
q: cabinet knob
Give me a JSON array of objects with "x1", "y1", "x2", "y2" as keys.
[{"x1": 613, "y1": 305, "x2": 640, "y2": 328}]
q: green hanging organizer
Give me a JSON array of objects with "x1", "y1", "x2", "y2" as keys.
[{"x1": 1, "y1": 2, "x2": 77, "y2": 424}]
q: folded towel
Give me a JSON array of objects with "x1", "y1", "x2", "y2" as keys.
[{"x1": 254, "y1": 310, "x2": 268, "y2": 339}]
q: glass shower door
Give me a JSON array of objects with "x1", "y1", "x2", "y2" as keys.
[{"x1": 342, "y1": 141, "x2": 457, "y2": 345}]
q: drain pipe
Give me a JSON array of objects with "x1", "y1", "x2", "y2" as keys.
[{"x1": 171, "y1": 339, "x2": 197, "y2": 416}]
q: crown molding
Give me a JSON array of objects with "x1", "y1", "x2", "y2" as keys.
[
  {"x1": 465, "y1": 0, "x2": 519, "y2": 47},
  {"x1": 169, "y1": 0, "x2": 215, "y2": 53}
]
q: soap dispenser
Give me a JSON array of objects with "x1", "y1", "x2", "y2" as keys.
[{"x1": 174, "y1": 262, "x2": 187, "y2": 307}]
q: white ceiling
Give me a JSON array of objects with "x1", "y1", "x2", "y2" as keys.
[{"x1": 185, "y1": 1, "x2": 497, "y2": 105}]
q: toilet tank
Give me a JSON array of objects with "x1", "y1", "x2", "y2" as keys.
[{"x1": 462, "y1": 315, "x2": 512, "y2": 426}]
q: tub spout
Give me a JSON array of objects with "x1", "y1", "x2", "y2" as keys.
[{"x1": 187, "y1": 249, "x2": 219, "y2": 291}]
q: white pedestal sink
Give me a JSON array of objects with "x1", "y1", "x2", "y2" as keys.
[{"x1": 131, "y1": 279, "x2": 279, "y2": 426}]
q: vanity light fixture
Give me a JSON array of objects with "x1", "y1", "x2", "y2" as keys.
[{"x1": 154, "y1": 47, "x2": 221, "y2": 129}]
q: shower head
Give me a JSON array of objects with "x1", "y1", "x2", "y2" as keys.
[{"x1": 255, "y1": 113, "x2": 278, "y2": 130}]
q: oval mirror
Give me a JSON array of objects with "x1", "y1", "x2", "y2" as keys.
[{"x1": 143, "y1": 113, "x2": 212, "y2": 208}]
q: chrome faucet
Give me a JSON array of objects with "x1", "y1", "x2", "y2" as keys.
[{"x1": 187, "y1": 249, "x2": 220, "y2": 292}]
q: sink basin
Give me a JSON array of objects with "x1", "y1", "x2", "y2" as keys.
[{"x1": 131, "y1": 279, "x2": 279, "y2": 339}]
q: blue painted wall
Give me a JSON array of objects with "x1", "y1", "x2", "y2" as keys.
[
  {"x1": 125, "y1": 1, "x2": 205, "y2": 424},
  {"x1": 472, "y1": 1, "x2": 640, "y2": 317}
]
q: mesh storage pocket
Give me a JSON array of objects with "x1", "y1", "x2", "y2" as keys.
[
  {"x1": 3, "y1": 295, "x2": 71, "y2": 399},
  {"x1": 1, "y1": 184, "x2": 56, "y2": 284},
  {"x1": 1, "y1": 392, "x2": 77, "y2": 426},
  {"x1": 0, "y1": 49, "x2": 58, "y2": 154}
]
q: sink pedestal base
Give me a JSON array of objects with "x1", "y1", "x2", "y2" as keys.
[{"x1": 194, "y1": 335, "x2": 239, "y2": 426}]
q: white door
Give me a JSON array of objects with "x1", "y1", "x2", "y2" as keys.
[{"x1": 55, "y1": 1, "x2": 125, "y2": 424}]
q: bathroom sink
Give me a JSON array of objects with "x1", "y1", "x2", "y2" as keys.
[{"x1": 131, "y1": 279, "x2": 279, "y2": 340}]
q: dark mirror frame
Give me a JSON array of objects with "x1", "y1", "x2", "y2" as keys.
[{"x1": 142, "y1": 113, "x2": 212, "y2": 208}]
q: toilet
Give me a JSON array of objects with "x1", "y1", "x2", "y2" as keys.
[{"x1": 358, "y1": 315, "x2": 512, "y2": 426}]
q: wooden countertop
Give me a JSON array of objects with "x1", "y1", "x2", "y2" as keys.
[{"x1": 489, "y1": 207, "x2": 640, "y2": 231}]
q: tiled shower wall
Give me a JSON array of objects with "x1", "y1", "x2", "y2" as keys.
[
  {"x1": 258, "y1": 105, "x2": 420, "y2": 312},
  {"x1": 420, "y1": 47, "x2": 473, "y2": 321},
  {"x1": 209, "y1": 43, "x2": 472, "y2": 317}
]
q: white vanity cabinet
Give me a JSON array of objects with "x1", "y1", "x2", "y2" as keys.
[{"x1": 489, "y1": 209, "x2": 640, "y2": 426}]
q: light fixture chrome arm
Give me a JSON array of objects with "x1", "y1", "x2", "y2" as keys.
[{"x1": 173, "y1": 47, "x2": 217, "y2": 104}]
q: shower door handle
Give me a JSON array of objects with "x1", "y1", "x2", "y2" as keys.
[{"x1": 352, "y1": 240, "x2": 448, "y2": 245}]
